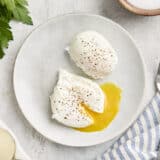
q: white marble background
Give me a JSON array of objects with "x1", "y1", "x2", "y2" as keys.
[{"x1": 0, "y1": 0, "x2": 160, "y2": 159}]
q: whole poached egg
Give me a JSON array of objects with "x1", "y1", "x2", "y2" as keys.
[
  {"x1": 68, "y1": 31, "x2": 118, "y2": 79},
  {"x1": 50, "y1": 70, "x2": 105, "y2": 128}
]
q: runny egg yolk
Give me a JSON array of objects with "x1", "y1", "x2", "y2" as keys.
[{"x1": 76, "y1": 83, "x2": 121, "y2": 132}]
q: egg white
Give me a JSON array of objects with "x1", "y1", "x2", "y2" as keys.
[{"x1": 68, "y1": 30, "x2": 118, "y2": 79}]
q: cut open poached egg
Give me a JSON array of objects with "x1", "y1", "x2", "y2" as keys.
[{"x1": 50, "y1": 70, "x2": 105, "y2": 128}]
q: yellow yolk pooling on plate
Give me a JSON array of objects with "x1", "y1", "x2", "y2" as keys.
[{"x1": 76, "y1": 83, "x2": 121, "y2": 132}]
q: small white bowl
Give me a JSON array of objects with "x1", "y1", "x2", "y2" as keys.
[{"x1": 118, "y1": 0, "x2": 160, "y2": 16}]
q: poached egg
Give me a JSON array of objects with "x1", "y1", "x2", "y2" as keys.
[
  {"x1": 68, "y1": 31, "x2": 118, "y2": 79},
  {"x1": 50, "y1": 70, "x2": 105, "y2": 128}
]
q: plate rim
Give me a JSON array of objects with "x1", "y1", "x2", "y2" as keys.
[{"x1": 13, "y1": 12, "x2": 147, "y2": 147}]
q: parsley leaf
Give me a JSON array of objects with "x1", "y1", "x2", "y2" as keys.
[
  {"x1": 15, "y1": 0, "x2": 28, "y2": 6},
  {"x1": 0, "y1": 0, "x2": 15, "y2": 11},
  {"x1": 0, "y1": 0, "x2": 32, "y2": 58},
  {"x1": 0, "y1": 19, "x2": 13, "y2": 57},
  {"x1": 0, "y1": 5, "x2": 12, "y2": 22},
  {"x1": 13, "y1": 3, "x2": 32, "y2": 25},
  {"x1": 0, "y1": 46, "x2": 4, "y2": 58}
]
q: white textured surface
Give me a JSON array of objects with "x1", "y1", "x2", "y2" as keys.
[{"x1": 0, "y1": 0, "x2": 159, "y2": 159}]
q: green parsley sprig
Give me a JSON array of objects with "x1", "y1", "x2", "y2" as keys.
[{"x1": 0, "y1": 0, "x2": 32, "y2": 58}]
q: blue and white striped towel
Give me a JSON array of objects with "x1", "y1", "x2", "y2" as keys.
[{"x1": 100, "y1": 93, "x2": 160, "y2": 160}]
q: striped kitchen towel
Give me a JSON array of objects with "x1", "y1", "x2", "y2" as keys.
[{"x1": 99, "y1": 93, "x2": 160, "y2": 160}]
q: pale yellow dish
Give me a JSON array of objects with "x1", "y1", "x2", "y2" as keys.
[{"x1": 0, "y1": 128, "x2": 15, "y2": 160}]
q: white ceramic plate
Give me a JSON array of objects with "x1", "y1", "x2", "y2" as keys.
[{"x1": 13, "y1": 13, "x2": 146, "y2": 147}]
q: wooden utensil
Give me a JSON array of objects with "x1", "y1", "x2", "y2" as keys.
[{"x1": 118, "y1": 0, "x2": 160, "y2": 16}]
